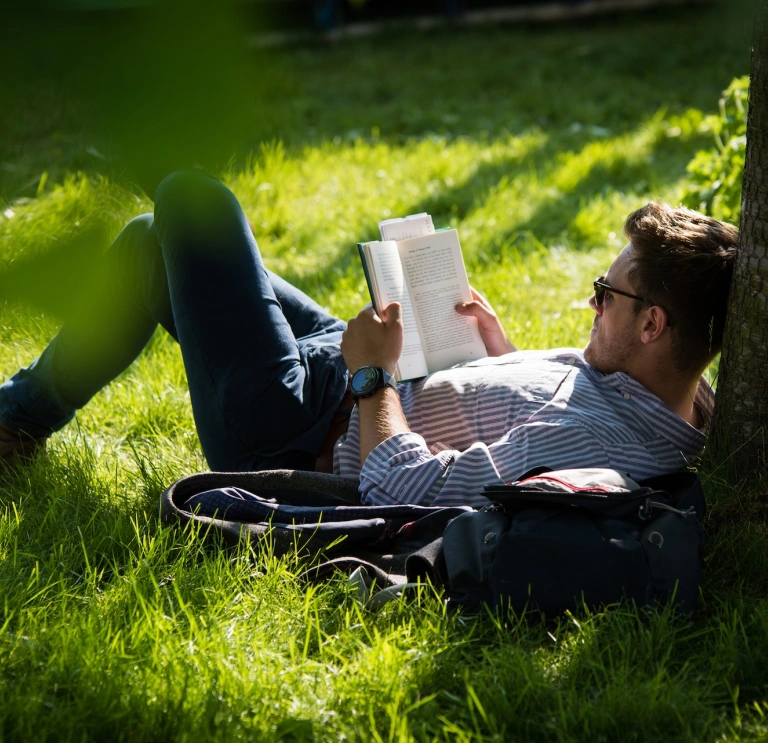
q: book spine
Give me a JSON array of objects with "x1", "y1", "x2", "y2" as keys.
[{"x1": 357, "y1": 243, "x2": 379, "y2": 315}]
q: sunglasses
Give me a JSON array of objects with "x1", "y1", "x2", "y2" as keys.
[
  {"x1": 593, "y1": 276, "x2": 646, "y2": 306},
  {"x1": 593, "y1": 276, "x2": 672, "y2": 326}
]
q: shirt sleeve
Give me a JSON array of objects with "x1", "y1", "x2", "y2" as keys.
[{"x1": 358, "y1": 421, "x2": 613, "y2": 507}]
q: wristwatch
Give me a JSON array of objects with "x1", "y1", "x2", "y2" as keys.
[{"x1": 350, "y1": 366, "x2": 397, "y2": 400}]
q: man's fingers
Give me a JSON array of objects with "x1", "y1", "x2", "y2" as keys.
[
  {"x1": 456, "y1": 300, "x2": 490, "y2": 319},
  {"x1": 382, "y1": 302, "x2": 402, "y2": 325},
  {"x1": 348, "y1": 304, "x2": 377, "y2": 324}
]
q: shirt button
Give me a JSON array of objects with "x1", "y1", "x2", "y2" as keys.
[
  {"x1": 566, "y1": 357, "x2": 576, "y2": 365},
  {"x1": 623, "y1": 393, "x2": 632, "y2": 400}
]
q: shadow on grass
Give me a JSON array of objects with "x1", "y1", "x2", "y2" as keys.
[
  {"x1": 0, "y1": 430, "x2": 188, "y2": 607},
  {"x1": 0, "y1": 0, "x2": 752, "y2": 204},
  {"x1": 276, "y1": 120, "x2": 710, "y2": 296}
]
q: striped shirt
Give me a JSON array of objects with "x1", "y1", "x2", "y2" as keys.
[{"x1": 333, "y1": 349, "x2": 713, "y2": 508}]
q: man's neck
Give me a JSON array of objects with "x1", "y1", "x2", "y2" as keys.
[{"x1": 631, "y1": 365, "x2": 703, "y2": 429}]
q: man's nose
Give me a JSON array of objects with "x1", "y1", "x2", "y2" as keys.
[{"x1": 589, "y1": 294, "x2": 602, "y2": 314}]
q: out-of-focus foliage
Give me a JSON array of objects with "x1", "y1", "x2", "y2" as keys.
[
  {"x1": 681, "y1": 76, "x2": 748, "y2": 224},
  {"x1": 1, "y1": 4, "x2": 767, "y2": 741},
  {"x1": 0, "y1": 0, "x2": 277, "y2": 199}
]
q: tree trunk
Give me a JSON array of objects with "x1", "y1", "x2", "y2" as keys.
[{"x1": 711, "y1": 0, "x2": 768, "y2": 475}]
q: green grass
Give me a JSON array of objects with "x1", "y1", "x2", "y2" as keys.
[{"x1": 0, "y1": 2, "x2": 766, "y2": 740}]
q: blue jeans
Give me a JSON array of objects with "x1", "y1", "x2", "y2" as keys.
[{"x1": 0, "y1": 171, "x2": 349, "y2": 471}]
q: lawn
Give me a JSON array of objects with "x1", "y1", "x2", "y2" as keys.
[{"x1": 1, "y1": 2, "x2": 767, "y2": 740}]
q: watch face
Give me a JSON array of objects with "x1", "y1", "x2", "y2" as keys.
[{"x1": 351, "y1": 366, "x2": 380, "y2": 396}]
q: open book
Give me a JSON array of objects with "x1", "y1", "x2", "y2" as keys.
[{"x1": 358, "y1": 213, "x2": 487, "y2": 381}]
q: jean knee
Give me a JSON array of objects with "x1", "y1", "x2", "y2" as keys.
[
  {"x1": 117, "y1": 213, "x2": 156, "y2": 249},
  {"x1": 108, "y1": 213, "x2": 163, "y2": 273},
  {"x1": 155, "y1": 169, "x2": 222, "y2": 207},
  {"x1": 103, "y1": 213, "x2": 171, "y2": 316},
  {"x1": 154, "y1": 170, "x2": 244, "y2": 251}
]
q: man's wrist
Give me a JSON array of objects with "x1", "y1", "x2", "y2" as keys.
[
  {"x1": 357, "y1": 385, "x2": 399, "y2": 404},
  {"x1": 356, "y1": 384, "x2": 409, "y2": 465},
  {"x1": 350, "y1": 365, "x2": 397, "y2": 400}
]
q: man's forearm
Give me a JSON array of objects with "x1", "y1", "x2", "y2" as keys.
[{"x1": 357, "y1": 387, "x2": 411, "y2": 464}]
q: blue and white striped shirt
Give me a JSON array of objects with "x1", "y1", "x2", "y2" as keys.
[{"x1": 333, "y1": 349, "x2": 713, "y2": 508}]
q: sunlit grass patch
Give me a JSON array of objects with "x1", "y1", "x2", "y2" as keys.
[
  {"x1": 0, "y1": 3, "x2": 764, "y2": 740},
  {"x1": 0, "y1": 130, "x2": 754, "y2": 740}
]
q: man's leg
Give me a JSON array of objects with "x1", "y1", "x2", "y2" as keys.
[
  {"x1": 152, "y1": 170, "x2": 348, "y2": 472},
  {"x1": 0, "y1": 172, "x2": 348, "y2": 471},
  {"x1": 0, "y1": 213, "x2": 169, "y2": 444}
]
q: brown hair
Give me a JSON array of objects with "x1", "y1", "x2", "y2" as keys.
[{"x1": 624, "y1": 203, "x2": 738, "y2": 375}]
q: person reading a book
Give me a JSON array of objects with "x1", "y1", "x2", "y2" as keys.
[{"x1": 0, "y1": 171, "x2": 737, "y2": 509}]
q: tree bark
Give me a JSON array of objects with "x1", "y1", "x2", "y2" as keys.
[{"x1": 711, "y1": 0, "x2": 768, "y2": 474}]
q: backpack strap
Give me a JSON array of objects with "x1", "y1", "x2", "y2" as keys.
[
  {"x1": 160, "y1": 469, "x2": 361, "y2": 551},
  {"x1": 161, "y1": 469, "x2": 361, "y2": 522}
]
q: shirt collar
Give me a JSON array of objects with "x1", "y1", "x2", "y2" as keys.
[{"x1": 570, "y1": 353, "x2": 709, "y2": 456}]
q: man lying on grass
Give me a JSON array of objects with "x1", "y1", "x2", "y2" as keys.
[{"x1": 0, "y1": 171, "x2": 737, "y2": 506}]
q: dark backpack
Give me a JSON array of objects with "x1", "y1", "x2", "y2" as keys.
[
  {"x1": 160, "y1": 467, "x2": 705, "y2": 617},
  {"x1": 441, "y1": 467, "x2": 705, "y2": 615}
]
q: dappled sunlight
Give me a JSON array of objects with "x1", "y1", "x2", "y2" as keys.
[
  {"x1": 0, "y1": 1, "x2": 762, "y2": 738},
  {"x1": 227, "y1": 130, "x2": 548, "y2": 280},
  {"x1": 0, "y1": 174, "x2": 142, "y2": 266},
  {"x1": 214, "y1": 108, "x2": 714, "y2": 316},
  {"x1": 0, "y1": 105, "x2": 731, "y2": 455},
  {"x1": 463, "y1": 244, "x2": 611, "y2": 352}
]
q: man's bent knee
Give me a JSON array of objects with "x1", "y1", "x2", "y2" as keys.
[
  {"x1": 153, "y1": 170, "x2": 246, "y2": 255},
  {"x1": 116, "y1": 213, "x2": 157, "y2": 253},
  {"x1": 108, "y1": 212, "x2": 164, "y2": 283}
]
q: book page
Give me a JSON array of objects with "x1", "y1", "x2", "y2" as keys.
[
  {"x1": 379, "y1": 213, "x2": 435, "y2": 241},
  {"x1": 397, "y1": 230, "x2": 487, "y2": 374},
  {"x1": 363, "y1": 241, "x2": 429, "y2": 381}
]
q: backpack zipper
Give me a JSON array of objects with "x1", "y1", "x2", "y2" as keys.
[{"x1": 639, "y1": 499, "x2": 697, "y2": 520}]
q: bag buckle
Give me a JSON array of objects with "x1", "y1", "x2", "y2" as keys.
[{"x1": 481, "y1": 501, "x2": 504, "y2": 513}]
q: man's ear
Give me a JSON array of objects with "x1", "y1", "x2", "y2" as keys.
[{"x1": 639, "y1": 306, "x2": 669, "y2": 345}]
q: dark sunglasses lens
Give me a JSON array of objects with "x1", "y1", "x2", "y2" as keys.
[{"x1": 593, "y1": 284, "x2": 605, "y2": 306}]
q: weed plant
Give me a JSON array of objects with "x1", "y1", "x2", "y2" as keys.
[{"x1": 0, "y1": 3, "x2": 766, "y2": 741}]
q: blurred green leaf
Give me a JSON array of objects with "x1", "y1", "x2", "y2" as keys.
[{"x1": 681, "y1": 76, "x2": 748, "y2": 224}]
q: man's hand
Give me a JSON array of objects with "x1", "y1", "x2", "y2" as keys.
[
  {"x1": 455, "y1": 287, "x2": 518, "y2": 356},
  {"x1": 341, "y1": 302, "x2": 403, "y2": 374}
]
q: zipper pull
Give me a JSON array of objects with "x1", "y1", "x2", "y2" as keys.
[{"x1": 639, "y1": 498, "x2": 697, "y2": 520}]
